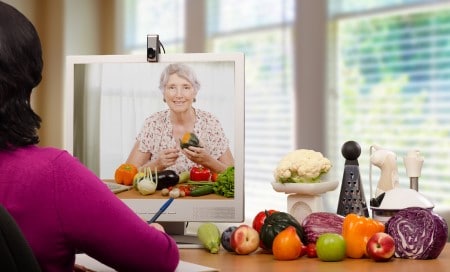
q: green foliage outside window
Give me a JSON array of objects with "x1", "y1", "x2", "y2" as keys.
[{"x1": 330, "y1": 7, "x2": 450, "y2": 206}]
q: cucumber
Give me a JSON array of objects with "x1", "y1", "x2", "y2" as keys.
[
  {"x1": 190, "y1": 185, "x2": 214, "y2": 196},
  {"x1": 197, "y1": 222, "x2": 221, "y2": 254}
]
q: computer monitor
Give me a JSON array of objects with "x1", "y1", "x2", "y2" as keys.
[{"x1": 63, "y1": 53, "x2": 245, "y2": 244}]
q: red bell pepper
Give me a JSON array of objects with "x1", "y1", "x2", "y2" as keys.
[{"x1": 189, "y1": 166, "x2": 211, "y2": 181}]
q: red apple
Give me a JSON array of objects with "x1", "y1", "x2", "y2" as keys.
[
  {"x1": 230, "y1": 224, "x2": 260, "y2": 255},
  {"x1": 366, "y1": 232, "x2": 396, "y2": 262}
]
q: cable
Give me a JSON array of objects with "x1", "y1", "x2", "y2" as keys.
[{"x1": 159, "y1": 41, "x2": 166, "y2": 54}]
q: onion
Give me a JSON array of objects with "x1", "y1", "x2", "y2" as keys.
[
  {"x1": 385, "y1": 207, "x2": 448, "y2": 259},
  {"x1": 302, "y1": 212, "x2": 344, "y2": 244}
]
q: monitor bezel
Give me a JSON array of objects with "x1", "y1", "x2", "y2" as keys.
[{"x1": 64, "y1": 53, "x2": 245, "y2": 224}]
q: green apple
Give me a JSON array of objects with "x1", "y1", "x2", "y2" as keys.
[{"x1": 316, "y1": 233, "x2": 346, "y2": 262}]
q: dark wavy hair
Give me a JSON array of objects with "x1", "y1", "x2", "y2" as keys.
[{"x1": 0, "y1": 2, "x2": 43, "y2": 150}]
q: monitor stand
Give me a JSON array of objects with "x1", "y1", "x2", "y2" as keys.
[{"x1": 160, "y1": 222, "x2": 204, "y2": 249}]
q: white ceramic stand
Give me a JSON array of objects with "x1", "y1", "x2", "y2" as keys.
[
  {"x1": 287, "y1": 194, "x2": 324, "y2": 224},
  {"x1": 271, "y1": 180, "x2": 339, "y2": 223}
]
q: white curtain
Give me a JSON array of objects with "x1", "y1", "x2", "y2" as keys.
[
  {"x1": 75, "y1": 61, "x2": 235, "y2": 179},
  {"x1": 73, "y1": 64, "x2": 101, "y2": 175}
]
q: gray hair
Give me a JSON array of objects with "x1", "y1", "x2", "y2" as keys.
[{"x1": 159, "y1": 63, "x2": 201, "y2": 92}]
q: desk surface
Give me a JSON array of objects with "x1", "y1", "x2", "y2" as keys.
[
  {"x1": 180, "y1": 243, "x2": 450, "y2": 272},
  {"x1": 104, "y1": 179, "x2": 228, "y2": 200}
]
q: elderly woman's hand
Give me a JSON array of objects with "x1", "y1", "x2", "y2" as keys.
[
  {"x1": 156, "y1": 148, "x2": 179, "y2": 169},
  {"x1": 183, "y1": 145, "x2": 209, "y2": 164}
]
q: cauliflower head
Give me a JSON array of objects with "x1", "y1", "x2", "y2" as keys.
[{"x1": 274, "y1": 149, "x2": 332, "y2": 183}]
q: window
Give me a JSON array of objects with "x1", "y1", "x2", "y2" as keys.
[
  {"x1": 205, "y1": 0, "x2": 296, "y2": 218},
  {"x1": 327, "y1": 1, "x2": 450, "y2": 209},
  {"x1": 122, "y1": 0, "x2": 185, "y2": 53},
  {"x1": 121, "y1": 0, "x2": 450, "y2": 221},
  {"x1": 121, "y1": 0, "x2": 296, "y2": 220}
]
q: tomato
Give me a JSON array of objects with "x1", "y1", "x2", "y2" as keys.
[
  {"x1": 252, "y1": 209, "x2": 278, "y2": 250},
  {"x1": 252, "y1": 210, "x2": 278, "y2": 233},
  {"x1": 211, "y1": 172, "x2": 219, "y2": 182},
  {"x1": 300, "y1": 245, "x2": 308, "y2": 257},
  {"x1": 178, "y1": 185, "x2": 192, "y2": 196},
  {"x1": 184, "y1": 188, "x2": 191, "y2": 196},
  {"x1": 190, "y1": 166, "x2": 211, "y2": 181},
  {"x1": 306, "y1": 243, "x2": 317, "y2": 258}
]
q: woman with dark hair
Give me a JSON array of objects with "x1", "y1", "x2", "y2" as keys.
[{"x1": 0, "y1": 2, "x2": 179, "y2": 272}]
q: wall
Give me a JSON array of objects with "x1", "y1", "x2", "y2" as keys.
[
  {"x1": 5, "y1": 0, "x2": 115, "y2": 149},
  {"x1": 7, "y1": 0, "x2": 327, "y2": 153},
  {"x1": 294, "y1": 0, "x2": 327, "y2": 152}
]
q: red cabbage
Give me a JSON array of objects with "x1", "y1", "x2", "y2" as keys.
[
  {"x1": 302, "y1": 212, "x2": 344, "y2": 243},
  {"x1": 385, "y1": 207, "x2": 448, "y2": 259}
]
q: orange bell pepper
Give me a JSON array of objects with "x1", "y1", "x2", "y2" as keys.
[
  {"x1": 342, "y1": 213, "x2": 385, "y2": 258},
  {"x1": 114, "y1": 163, "x2": 138, "y2": 186}
]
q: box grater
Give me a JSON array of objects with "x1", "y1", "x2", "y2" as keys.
[{"x1": 336, "y1": 141, "x2": 369, "y2": 217}]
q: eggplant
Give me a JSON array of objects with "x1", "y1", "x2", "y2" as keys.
[{"x1": 154, "y1": 170, "x2": 180, "y2": 190}]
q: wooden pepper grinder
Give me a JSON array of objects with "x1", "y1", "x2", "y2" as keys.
[{"x1": 337, "y1": 140, "x2": 369, "y2": 217}]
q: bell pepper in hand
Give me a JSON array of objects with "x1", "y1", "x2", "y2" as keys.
[
  {"x1": 342, "y1": 213, "x2": 385, "y2": 258},
  {"x1": 190, "y1": 166, "x2": 211, "y2": 181}
]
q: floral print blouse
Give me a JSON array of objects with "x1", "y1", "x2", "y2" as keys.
[{"x1": 136, "y1": 108, "x2": 230, "y2": 173}]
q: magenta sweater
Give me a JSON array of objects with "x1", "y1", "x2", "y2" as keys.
[{"x1": 0, "y1": 146, "x2": 179, "y2": 272}]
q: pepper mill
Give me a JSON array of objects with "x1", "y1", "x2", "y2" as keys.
[{"x1": 337, "y1": 141, "x2": 369, "y2": 217}]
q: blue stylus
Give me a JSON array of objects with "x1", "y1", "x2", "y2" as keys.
[{"x1": 147, "y1": 197, "x2": 174, "y2": 223}]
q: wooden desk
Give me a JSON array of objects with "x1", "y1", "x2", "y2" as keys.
[
  {"x1": 180, "y1": 243, "x2": 450, "y2": 272},
  {"x1": 105, "y1": 180, "x2": 229, "y2": 200}
]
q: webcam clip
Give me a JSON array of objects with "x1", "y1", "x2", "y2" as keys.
[{"x1": 147, "y1": 34, "x2": 160, "y2": 62}]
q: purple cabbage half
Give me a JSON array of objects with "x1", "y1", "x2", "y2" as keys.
[
  {"x1": 385, "y1": 207, "x2": 448, "y2": 259},
  {"x1": 302, "y1": 212, "x2": 344, "y2": 244}
]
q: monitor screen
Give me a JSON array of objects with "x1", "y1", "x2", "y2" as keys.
[{"x1": 64, "y1": 53, "x2": 245, "y2": 243}]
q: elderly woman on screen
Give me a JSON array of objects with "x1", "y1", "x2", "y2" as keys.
[{"x1": 126, "y1": 63, "x2": 234, "y2": 174}]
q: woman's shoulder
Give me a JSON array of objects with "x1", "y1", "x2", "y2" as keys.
[
  {"x1": 144, "y1": 109, "x2": 170, "y2": 123},
  {"x1": 11, "y1": 146, "x2": 83, "y2": 176},
  {"x1": 19, "y1": 145, "x2": 70, "y2": 160},
  {"x1": 195, "y1": 108, "x2": 220, "y2": 121},
  {"x1": 140, "y1": 110, "x2": 170, "y2": 135}
]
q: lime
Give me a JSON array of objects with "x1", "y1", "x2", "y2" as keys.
[{"x1": 316, "y1": 233, "x2": 346, "y2": 262}]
